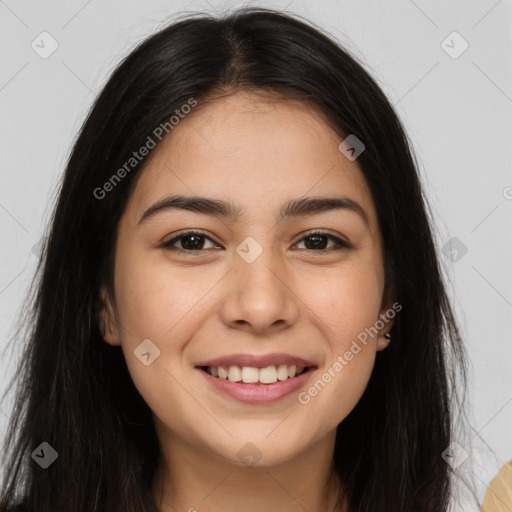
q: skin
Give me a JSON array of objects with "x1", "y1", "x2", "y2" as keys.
[{"x1": 99, "y1": 90, "x2": 394, "y2": 512}]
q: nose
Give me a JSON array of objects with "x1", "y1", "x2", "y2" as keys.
[{"x1": 220, "y1": 244, "x2": 300, "y2": 335}]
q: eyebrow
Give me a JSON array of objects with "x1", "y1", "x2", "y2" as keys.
[{"x1": 138, "y1": 195, "x2": 369, "y2": 227}]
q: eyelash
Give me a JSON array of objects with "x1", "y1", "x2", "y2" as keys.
[{"x1": 160, "y1": 230, "x2": 352, "y2": 253}]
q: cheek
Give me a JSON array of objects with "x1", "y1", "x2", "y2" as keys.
[
  {"x1": 303, "y1": 263, "x2": 383, "y2": 346},
  {"x1": 112, "y1": 253, "x2": 219, "y2": 395},
  {"x1": 113, "y1": 257, "x2": 205, "y2": 427},
  {"x1": 294, "y1": 264, "x2": 382, "y2": 417},
  {"x1": 114, "y1": 251, "x2": 204, "y2": 342}
]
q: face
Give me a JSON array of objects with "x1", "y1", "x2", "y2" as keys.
[{"x1": 99, "y1": 91, "x2": 394, "y2": 467}]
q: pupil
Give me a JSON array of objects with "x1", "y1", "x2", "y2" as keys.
[
  {"x1": 305, "y1": 235, "x2": 327, "y2": 250},
  {"x1": 183, "y1": 234, "x2": 204, "y2": 250}
]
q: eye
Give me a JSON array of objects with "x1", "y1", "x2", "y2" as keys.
[
  {"x1": 161, "y1": 231, "x2": 220, "y2": 252},
  {"x1": 161, "y1": 230, "x2": 351, "y2": 253},
  {"x1": 294, "y1": 231, "x2": 352, "y2": 252}
]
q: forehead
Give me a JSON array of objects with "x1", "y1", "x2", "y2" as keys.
[{"x1": 125, "y1": 91, "x2": 379, "y2": 233}]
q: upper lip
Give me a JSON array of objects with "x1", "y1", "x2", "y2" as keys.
[{"x1": 195, "y1": 353, "x2": 317, "y2": 369}]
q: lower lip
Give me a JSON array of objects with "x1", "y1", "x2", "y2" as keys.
[{"x1": 196, "y1": 367, "x2": 316, "y2": 403}]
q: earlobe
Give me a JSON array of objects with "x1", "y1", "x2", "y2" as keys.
[
  {"x1": 376, "y1": 331, "x2": 392, "y2": 352},
  {"x1": 377, "y1": 263, "x2": 399, "y2": 346},
  {"x1": 376, "y1": 291, "x2": 397, "y2": 352},
  {"x1": 97, "y1": 285, "x2": 121, "y2": 346}
]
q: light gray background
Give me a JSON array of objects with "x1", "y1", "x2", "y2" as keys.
[{"x1": 1, "y1": 0, "x2": 511, "y2": 507}]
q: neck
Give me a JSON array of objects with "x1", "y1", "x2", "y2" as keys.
[{"x1": 151, "y1": 425, "x2": 347, "y2": 512}]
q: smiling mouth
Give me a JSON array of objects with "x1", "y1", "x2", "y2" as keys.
[{"x1": 198, "y1": 364, "x2": 314, "y2": 385}]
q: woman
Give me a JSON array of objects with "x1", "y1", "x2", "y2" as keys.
[{"x1": 0, "y1": 7, "x2": 479, "y2": 511}]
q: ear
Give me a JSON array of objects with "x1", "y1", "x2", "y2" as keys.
[
  {"x1": 97, "y1": 284, "x2": 121, "y2": 346},
  {"x1": 376, "y1": 282, "x2": 399, "y2": 352}
]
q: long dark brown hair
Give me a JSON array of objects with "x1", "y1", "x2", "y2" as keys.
[{"x1": 0, "y1": 7, "x2": 478, "y2": 511}]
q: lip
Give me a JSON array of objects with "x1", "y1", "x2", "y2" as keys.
[
  {"x1": 194, "y1": 352, "x2": 316, "y2": 369},
  {"x1": 196, "y1": 366, "x2": 317, "y2": 403}
]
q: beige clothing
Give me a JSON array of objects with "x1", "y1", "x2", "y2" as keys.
[{"x1": 482, "y1": 462, "x2": 512, "y2": 511}]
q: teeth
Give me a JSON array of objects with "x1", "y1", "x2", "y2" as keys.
[
  {"x1": 206, "y1": 364, "x2": 307, "y2": 384},
  {"x1": 259, "y1": 366, "x2": 278, "y2": 384},
  {"x1": 277, "y1": 364, "x2": 289, "y2": 381},
  {"x1": 218, "y1": 365, "x2": 228, "y2": 380},
  {"x1": 228, "y1": 366, "x2": 242, "y2": 382},
  {"x1": 241, "y1": 366, "x2": 259, "y2": 383}
]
